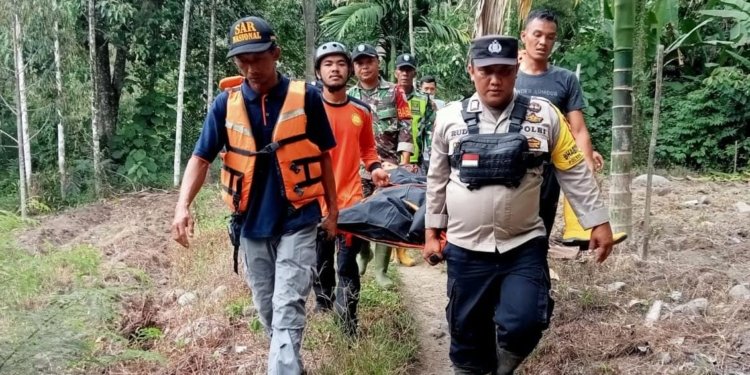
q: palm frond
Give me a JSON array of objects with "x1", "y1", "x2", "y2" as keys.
[
  {"x1": 420, "y1": 16, "x2": 471, "y2": 43},
  {"x1": 320, "y1": 2, "x2": 385, "y2": 40}
]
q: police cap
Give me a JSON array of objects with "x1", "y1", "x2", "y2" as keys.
[{"x1": 469, "y1": 35, "x2": 518, "y2": 67}]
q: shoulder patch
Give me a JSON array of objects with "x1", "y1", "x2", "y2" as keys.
[{"x1": 528, "y1": 101, "x2": 542, "y2": 113}]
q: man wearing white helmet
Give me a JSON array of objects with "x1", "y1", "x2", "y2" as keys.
[{"x1": 312, "y1": 41, "x2": 390, "y2": 336}]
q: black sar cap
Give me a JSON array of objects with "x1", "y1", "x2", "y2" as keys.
[{"x1": 227, "y1": 16, "x2": 277, "y2": 58}]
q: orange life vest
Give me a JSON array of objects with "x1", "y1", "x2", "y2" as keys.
[{"x1": 220, "y1": 79, "x2": 325, "y2": 213}]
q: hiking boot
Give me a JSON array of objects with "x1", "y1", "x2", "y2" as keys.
[
  {"x1": 371, "y1": 244, "x2": 394, "y2": 288},
  {"x1": 495, "y1": 347, "x2": 525, "y2": 375},
  {"x1": 356, "y1": 245, "x2": 373, "y2": 276},
  {"x1": 394, "y1": 248, "x2": 416, "y2": 267}
]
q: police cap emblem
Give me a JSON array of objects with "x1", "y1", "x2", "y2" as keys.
[
  {"x1": 488, "y1": 40, "x2": 503, "y2": 54},
  {"x1": 358, "y1": 45, "x2": 365, "y2": 52}
]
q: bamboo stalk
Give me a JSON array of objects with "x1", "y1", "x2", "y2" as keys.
[
  {"x1": 641, "y1": 44, "x2": 664, "y2": 260},
  {"x1": 609, "y1": 0, "x2": 635, "y2": 236}
]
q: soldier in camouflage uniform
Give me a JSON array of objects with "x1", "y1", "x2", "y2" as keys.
[
  {"x1": 347, "y1": 43, "x2": 413, "y2": 288},
  {"x1": 394, "y1": 53, "x2": 436, "y2": 173}
]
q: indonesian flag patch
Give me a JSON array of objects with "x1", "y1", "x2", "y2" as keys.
[{"x1": 462, "y1": 153, "x2": 479, "y2": 167}]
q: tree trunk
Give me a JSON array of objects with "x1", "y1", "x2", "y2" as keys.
[
  {"x1": 206, "y1": 0, "x2": 216, "y2": 111},
  {"x1": 88, "y1": 0, "x2": 101, "y2": 196},
  {"x1": 14, "y1": 45, "x2": 27, "y2": 219},
  {"x1": 630, "y1": 0, "x2": 649, "y2": 166},
  {"x1": 641, "y1": 44, "x2": 664, "y2": 260},
  {"x1": 12, "y1": 3, "x2": 31, "y2": 194},
  {"x1": 408, "y1": 0, "x2": 415, "y2": 55},
  {"x1": 303, "y1": 0, "x2": 317, "y2": 82},
  {"x1": 92, "y1": 28, "x2": 128, "y2": 144},
  {"x1": 174, "y1": 0, "x2": 192, "y2": 187},
  {"x1": 610, "y1": 0, "x2": 635, "y2": 236},
  {"x1": 54, "y1": 0, "x2": 66, "y2": 199}
]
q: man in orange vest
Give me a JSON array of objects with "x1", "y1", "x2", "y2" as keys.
[
  {"x1": 171, "y1": 16, "x2": 338, "y2": 374},
  {"x1": 311, "y1": 42, "x2": 390, "y2": 336}
]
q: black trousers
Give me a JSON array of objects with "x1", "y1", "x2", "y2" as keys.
[
  {"x1": 313, "y1": 234, "x2": 367, "y2": 335},
  {"x1": 444, "y1": 237, "x2": 554, "y2": 373}
]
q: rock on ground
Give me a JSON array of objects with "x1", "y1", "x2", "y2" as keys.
[
  {"x1": 606, "y1": 282, "x2": 626, "y2": 292},
  {"x1": 210, "y1": 285, "x2": 228, "y2": 301},
  {"x1": 672, "y1": 298, "x2": 708, "y2": 316},
  {"x1": 633, "y1": 174, "x2": 670, "y2": 186},
  {"x1": 177, "y1": 292, "x2": 197, "y2": 306},
  {"x1": 728, "y1": 284, "x2": 750, "y2": 300},
  {"x1": 174, "y1": 316, "x2": 229, "y2": 344},
  {"x1": 735, "y1": 202, "x2": 750, "y2": 214}
]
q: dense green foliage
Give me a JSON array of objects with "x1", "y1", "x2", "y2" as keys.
[
  {"x1": 0, "y1": 0, "x2": 748, "y2": 214},
  {"x1": 658, "y1": 67, "x2": 750, "y2": 169}
]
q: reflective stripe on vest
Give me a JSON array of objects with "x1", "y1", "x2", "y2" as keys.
[
  {"x1": 220, "y1": 80, "x2": 324, "y2": 213},
  {"x1": 409, "y1": 96, "x2": 428, "y2": 163}
]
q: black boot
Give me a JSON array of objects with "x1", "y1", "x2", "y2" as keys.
[{"x1": 495, "y1": 348, "x2": 525, "y2": 375}]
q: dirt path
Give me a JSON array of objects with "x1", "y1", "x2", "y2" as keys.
[
  {"x1": 397, "y1": 177, "x2": 750, "y2": 374},
  {"x1": 398, "y1": 257, "x2": 452, "y2": 375}
]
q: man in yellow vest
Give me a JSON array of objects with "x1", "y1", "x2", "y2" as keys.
[
  {"x1": 171, "y1": 16, "x2": 338, "y2": 374},
  {"x1": 392, "y1": 53, "x2": 436, "y2": 266},
  {"x1": 395, "y1": 53, "x2": 436, "y2": 174}
]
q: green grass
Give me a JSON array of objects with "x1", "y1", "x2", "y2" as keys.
[
  {"x1": 0, "y1": 211, "x2": 155, "y2": 374},
  {"x1": 224, "y1": 296, "x2": 252, "y2": 321},
  {"x1": 193, "y1": 187, "x2": 228, "y2": 231},
  {"x1": 309, "y1": 272, "x2": 419, "y2": 375}
]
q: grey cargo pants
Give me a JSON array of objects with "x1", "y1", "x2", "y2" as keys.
[{"x1": 241, "y1": 224, "x2": 318, "y2": 375}]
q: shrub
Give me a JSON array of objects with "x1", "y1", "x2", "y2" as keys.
[{"x1": 657, "y1": 67, "x2": 750, "y2": 171}]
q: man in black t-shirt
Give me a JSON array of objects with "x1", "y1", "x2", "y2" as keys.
[{"x1": 516, "y1": 9, "x2": 604, "y2": 240}]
